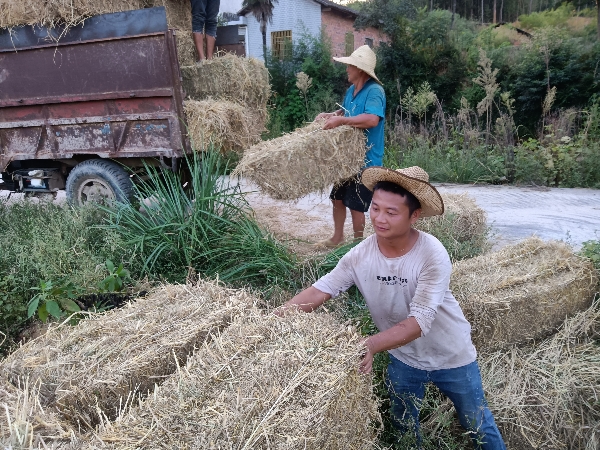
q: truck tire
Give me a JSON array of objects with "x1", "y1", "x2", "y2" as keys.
[{"x1": 66, "y1": 159, "x2": 132, "y2": 206}]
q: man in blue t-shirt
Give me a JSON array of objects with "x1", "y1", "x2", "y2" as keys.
[{"x1": 315, "y1": 45, "x2": 386, "y2": 248}]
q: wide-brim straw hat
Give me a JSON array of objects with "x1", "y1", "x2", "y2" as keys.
[
  {"x1": 333, "y1": 45, "x2": 381, "y2": 85},
  {"x1": 361, "y1": 166, "x2": 444, "y2": 217}
]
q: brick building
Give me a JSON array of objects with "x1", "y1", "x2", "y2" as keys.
[{"x1": 236, "y1": 0, "x2": 388, "y2": 59}]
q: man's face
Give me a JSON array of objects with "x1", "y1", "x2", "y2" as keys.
[
  {"x1": 370, "y1": 189, "x2": 420, "y2": 240},
  {"x1": 346, "y1": 64, "x2": 362, "y2": 84}
]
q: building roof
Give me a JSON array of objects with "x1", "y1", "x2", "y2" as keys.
[{"x1": 238, "y1": 0, "x2": 359, "y2": 18}]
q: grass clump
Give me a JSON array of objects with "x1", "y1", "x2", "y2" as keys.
[{"x1": 103, "y1": 150, "x2": 297, "y2": 290}]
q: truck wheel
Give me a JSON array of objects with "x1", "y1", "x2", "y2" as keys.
[{"x1": 66, "y1": 159, "x2": 132, "y2": 206}]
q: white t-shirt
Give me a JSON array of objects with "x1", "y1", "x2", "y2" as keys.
[{"x1": 313, "y1": 231, "x2": 477, "y2": 371}]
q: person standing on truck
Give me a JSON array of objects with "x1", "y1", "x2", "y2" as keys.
[
  {"x1": 191, "y1": 0, "x2": 220, "y2": 61},
  {"x1": 275, "y1": 166, "x2": 506, "y2": 449},
  {"x1": 314, "y1": 45, "x2": 386, "y2": 248}
]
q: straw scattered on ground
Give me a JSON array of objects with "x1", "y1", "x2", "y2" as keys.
[
  {"x1": 233, "y1": 120, "x2": 367, "y2": 200},
  {"x1": 181, "y1": 53, "x2": 271, "y2": 113},
  {"x1": 0, "y1": 280, "x2": 257, "y2": 429},
  {"x1": 415, "y1": 192, "x2": 487, "y2": 244},
  {"x1": 184, "y1": 99, "x2": 265, "y2": 153},
  {"x1": 451, "y1": 237, "x2": 598, "y2": 352},
  {"x1": 91, "y1": 310, "x2": 381, "y2": 449},
  {"x1": 480, "y1": 300, "x2": 600, "y2": 450}
]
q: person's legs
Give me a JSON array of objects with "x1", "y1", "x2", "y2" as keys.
[
  {"x1": 204, "y1": 0, "x2": 220, "y2": 59},
  {"x1": 190, "y1": 0, "x2": 207, "y2": 60},
  {"x1": 431, "y1": 361, "x2": 506, "y2": 450},
  {"x1": 331, "y1": 199, "x2": 347, "y2": 244},
  {"x1": 349, "y1": 209, "x2": 365, "y2": 240},
  {"x1": 386, "y1": 355, "x2": 427, "y2": 441}
]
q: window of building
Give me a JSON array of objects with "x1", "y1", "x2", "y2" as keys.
[
  {"x1": 345, "y1": 32, "x2": 354, "y2": 56},
  {"x1": 271, "y1": 30, "x2": 292, "y2": 59},
  {"x1": 365, "y1": 37, "x2": 373, "y2": 48}
]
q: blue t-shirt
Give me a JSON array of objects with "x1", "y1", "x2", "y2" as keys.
[{"x1": 342, "y1": 79, "x2": 386, "y2": 167}]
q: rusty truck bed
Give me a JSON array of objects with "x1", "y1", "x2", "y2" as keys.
[{"x1": 0, "y1": 7, "x2": 190, "y2": 174}]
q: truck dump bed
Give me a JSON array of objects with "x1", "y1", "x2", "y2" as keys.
[{"x1": 0, "y1": 7, "x2": 190, "y2": 173}]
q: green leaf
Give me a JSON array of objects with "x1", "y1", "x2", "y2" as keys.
[
  {"x1": 46, "y1": 301, "x2": 62, "y2": 319},
  {"x1": 106, "y1": 260, "x2": 115, "y2": 273},
  {"x1": 27, "y1": 296, "x2": 40, "y2": 318},
  {"x1": 60, "y1": 298, "x2": 81, "y2": 313},
  {"x1": 38, "y1": 303, "x2": 49, "y2": 323}
]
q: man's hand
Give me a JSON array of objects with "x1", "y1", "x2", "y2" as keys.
[
  {"x1": 323, "y1": 115, "x2": 347, "y2": 130},
  {"x1": 315, "y1": 112, "x2": 334, "y2": 121},
  {"x1": 359, "y1": 340, "x2": 375, "y2": 374}
]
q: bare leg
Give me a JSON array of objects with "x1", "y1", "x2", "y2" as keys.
[
  {"x1": 193, "y1": 32, "x2": 205, "y2": 61},
  {"x1": 350, "y1": 209, "x2": 366, "y2": 240},
  {"x1": 206, "y1": 35, "x2": 216, "y2": 59},
  {"x1": 330, "y1": 199, "x2": 347, "y2": 245}
]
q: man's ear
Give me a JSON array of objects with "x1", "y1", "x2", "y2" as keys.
[{"x1": 410, "y1": 208, "x2": 421, "y2": 224}]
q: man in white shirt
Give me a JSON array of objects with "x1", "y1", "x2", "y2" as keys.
[{"x1": 277, "y1": 166, "x2": 506, "y2": 449}]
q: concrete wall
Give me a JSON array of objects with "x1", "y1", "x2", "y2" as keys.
[
  {"x1": 321, "y1": 9, "x2": 388, "y2": 58},
  {"x1": 244, "y1": 0, "x2": 322, "y2": 59}
]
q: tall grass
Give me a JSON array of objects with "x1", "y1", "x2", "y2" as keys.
[
  {"x1": 0, "y1": 201, "x2": 126, "y2": 354},
  {"x1": 103, "y1": 151, "x2": 298, "y2": 290}
]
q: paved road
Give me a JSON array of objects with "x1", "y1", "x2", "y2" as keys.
[{"x1": 3, "y1": 182, "x2": 599, "y2": 250}]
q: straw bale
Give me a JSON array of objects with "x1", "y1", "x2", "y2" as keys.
[
  {"x1": 480, "y1": 300, "x2": 600, "y2": 449},
  {"x1": 0, "y1": 377, "x2": 78, "y2": 448},
  {"x1": 415, "y1": 192, "x2": 487, "y2": 243},
  {"x1": 233, "y1": 120, "x2": 367, "y2": 200},
  {"x1": 148, "y1": 0, "x2": 196, "y2": 66},
  {"x1": 93, "y1": 310, "x2": 381, "y2": 449},
  {"x1": 184, "y1": 99, "x2": 265, "y2": 153},
  {"x1": 181, "y1": 53, "x2": 271, "y2": 112},
  {"x1": 451, "y1": 237, "x2": 598, "y2": 352},
  {"x1": 0, "y1": 280, "x2": 257, "y2": 428}
]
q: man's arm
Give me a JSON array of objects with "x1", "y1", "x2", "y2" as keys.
[
  {"x1": 359, "y1": 317, "x2": 422, "y2": 374},
  {"x1": 274, "y1": 286, "x2": 332, "y2": 315},
  {"x1": 323, "y1": 113, "x2": 380, "y2": 130},
  {"x1": 315, "y1": 109, "x2": 344, "y2": 121}
]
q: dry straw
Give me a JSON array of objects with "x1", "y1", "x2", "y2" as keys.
[
  {"x1": 181, "y1": 53, "x2": 271, "y2": 113},
  {"x1": 415, "y1": 192, "x2": 487, "y2": 243},
  {"x1": 184, "y1": 99, "x2": 265, "y2": 153},
  {"x1": 451, "y1": 237, "x2": 598, "y2": 352},
  {"x1": 233, "y1": 120, "x2": 367, "y2": 200},
  {"x1": 92, "y1": 310, "x2": 381, "y2": 449},
  {"x1": 480, "y1": 300, "x2": 600, "y2": 449},
  {"x1": 0, "y1": 280, "x2": 257, "y2": 429}
]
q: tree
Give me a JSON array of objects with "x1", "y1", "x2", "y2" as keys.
[{"x1": 242, "y1": 0, "x2": 279, "y2": 60}]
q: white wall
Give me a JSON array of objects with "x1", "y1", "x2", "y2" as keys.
[
  {"x1": 244, "y1": 0, "x2": 322, "y2": 59},
  {"x1": 219, "y1": 0, "x2": 243, "y2": 14}
]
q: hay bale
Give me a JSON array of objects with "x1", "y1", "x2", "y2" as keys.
[
  {"x1": 184, "y1": 99, "x2": 265, "y2": 153},
  {"x1": 93, "y1": 311, "x2": 381, "y2": 449},
  {"x1": 451, "y1": 237, "x2": 598, "y2": 352},
  {"x1": 0, "y1": 378, "x2": 77, "y2": 448},
  {"x1": 480, "y1": 301, "x2": 600, "y2": 449},
  {"x1": 181, "y1": 53, "x2": 271, "y2": 112},
  {"x1": 148, "y1": 0, "x2": 196, "y2": 66},
  {"x1": 233, "y1": 120, "x2": 367, "y2": 200},
  {"x1": 415, "y1": 192, "x2": 487, "y2": 243},
  {"x1": 0, "y1": 280, "x2": 257, "y2": 428}
]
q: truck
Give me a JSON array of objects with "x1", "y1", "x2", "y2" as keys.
[{"x1": 0, "y1": 7, "x2": 191, "y2": 205}]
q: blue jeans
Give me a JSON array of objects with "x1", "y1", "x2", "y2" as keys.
[
  {"x1": 386, "y1": 355, "x2": 506, "y2": 450},
  {"x1": 190, "y1": 0, "x2": 220, "y2": 37}
]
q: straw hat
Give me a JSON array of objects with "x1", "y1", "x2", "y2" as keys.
[
  {"x1": 361, "y1": 166, "x2": 444, "y2": 217},
  {"x1": 333, "y1": 45, "x2": 381, "y2": 84}
]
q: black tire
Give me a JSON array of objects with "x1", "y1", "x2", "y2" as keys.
[{"x1": 66, "y1": 159, "x2": 132, "y2": 206}]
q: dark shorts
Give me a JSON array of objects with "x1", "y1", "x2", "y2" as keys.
[
  {"x1": 330, "y1": 175, "x2": 373, "y2": 213},
  {"x1": 190, "y1": 0, "x2": 220, "y2": 37}
]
